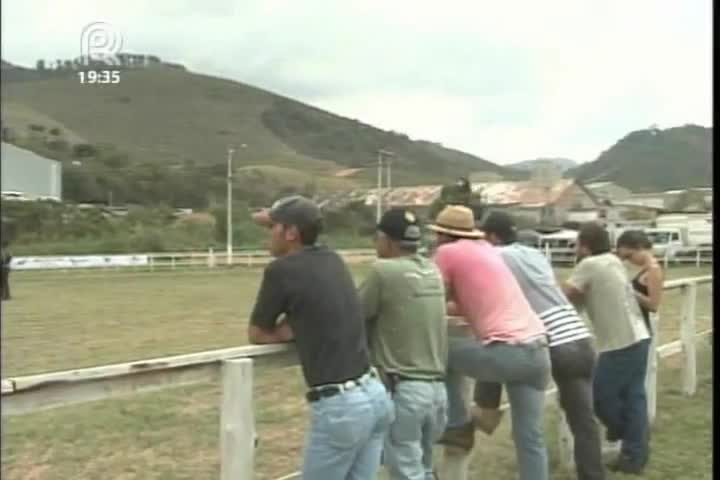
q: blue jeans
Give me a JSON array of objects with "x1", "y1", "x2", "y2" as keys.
[
  {"x1": 384, "y1": 380, "x2": 447, "y2": 480},
  {"x1": 303, "y1": 376, "x2": 395, "y2": 479},
  {"x1": 446, "y1": 336, "x2": 551, "y2": 480},
  {"x1": 593, "y1": 338, "x2": 651, "y2": 467}
]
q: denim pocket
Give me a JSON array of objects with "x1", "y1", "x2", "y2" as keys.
[{"x1": 322, "y1": 404, "x2": 372, "y2": 449}]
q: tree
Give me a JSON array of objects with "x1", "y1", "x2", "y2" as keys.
[
  {"x1": 73, "y1": 143, "x2": 98, "y2": 158},
  {"x1": 670, "y1": 190, "x2": 707, "y2": 211},
  {"x1": 47, "y1": 139, "x2": 69, "y2": 152},
  {"x1": 102, "y1": 153, "x2": 130, "y2": 169},
  {"x1": 36, "y1": 59, "x2": 45, "y2": 71},
  {"x1": 2, "y1": 127, "x2": 15, "y2": 141}
]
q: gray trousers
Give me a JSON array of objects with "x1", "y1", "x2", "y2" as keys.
[
  {"x1": 476, "y1": 338, "x2": 605, "y2": 480},
  {"x1": 446, "y1": 336, "x2": 551, "y2": 480}
]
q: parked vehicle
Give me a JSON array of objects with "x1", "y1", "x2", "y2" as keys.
[{"x1": 645, "y1": 213, "x2": 712, "y2": 260}]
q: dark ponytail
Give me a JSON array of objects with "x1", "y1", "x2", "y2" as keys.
[{"x1": 616, "y1": 230, "x2": 652, "y2": 250}]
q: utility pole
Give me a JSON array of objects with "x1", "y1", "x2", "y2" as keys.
[
  {"x1": 376, "y1": 151, "x2": 383, "y2": 222},
  {"x1": 226, "y1": 146, "x2": 235, "y2": 266},
  {"x1": 376, "y1": 149, "x2": 395, "y2": 221},
  {"x1": 386, "y1": 156, "x2": 392, "y2": 193}
]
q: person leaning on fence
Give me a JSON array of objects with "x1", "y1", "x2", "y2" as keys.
[
  {"x1": 561, "y1": 222, "x2": 651, "y2": 475},
  {"x1": 247, "y1": 195, "x2": 394, "y2": 480},
  {"x1": 1, "y1": 241, "x2": 11, "y2": 301},
  {"x1": 474, "y1": 211, "x2": 606, "y2": 480},
  {"x1": 429, "y1": 205, "x2": 552, "y2": 480},
  {"x1": 616, "y1": 230, "x2": 665, "y2": 337},
  {"x1": 357, "y1": 208, "x2": 448, "y2": 480}
]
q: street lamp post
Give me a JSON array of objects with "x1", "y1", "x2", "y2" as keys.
[
  {"x1": 226, "y1": 144, "x2": 247, "y2": 266},
  {"x1": 226, "y1": 146, "x2": 235, "y2": 266}
]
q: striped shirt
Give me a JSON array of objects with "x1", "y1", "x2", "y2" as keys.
[
  {"x1": 498, "y1": 243, "x2": 592, "y2": 348},
  {"x1": 540, "y1": 304, "x2": 591, "y2": 347}
]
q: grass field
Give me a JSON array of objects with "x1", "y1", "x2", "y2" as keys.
[{"x1": 0, "y1": 265, "x2": 713, "y2": 479}]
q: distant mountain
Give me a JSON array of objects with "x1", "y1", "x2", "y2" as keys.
[
  {"x1": 507, "y1": 157, "x2": 578, "y2": 173},
  {"x1": 0, "y1": 58, "x2": 518, "y2": 189},
  {"x1": 567, "y1": 125, "x2": 712, "y2": 192}
]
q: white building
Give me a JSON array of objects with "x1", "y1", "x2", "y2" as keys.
[{"x1": 1, "y1": 142, "x2": 62, "y2": 201}]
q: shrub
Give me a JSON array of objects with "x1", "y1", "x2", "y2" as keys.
[
  {"x1": 47, "y1": 139, "x2": 69, "y2": 152},
  {"x1": 73, "y1": 143, "x2": 98, "y2": 158}
]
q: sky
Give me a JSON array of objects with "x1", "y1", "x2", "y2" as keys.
[{"x1": 1, "y1": 0, "x2": 712, "y2": 165}]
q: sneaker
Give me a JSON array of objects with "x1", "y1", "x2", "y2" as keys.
[
  {"x1": 607, "y1": 454, "x2": 645, "y2": 475},
  {"x1": 602, "y1": 440, "x2": 621, "y2": 458},
  {"x1": 437, "y1": 422, "x2": 476, "y2": 451},
  {"x1": 471, "y1": 406, "x2": 504, "y2": 435}
]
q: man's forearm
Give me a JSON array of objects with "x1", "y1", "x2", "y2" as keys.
[
  {"x1": 275, "y1": 320, "x2": 294, "y2": 342},
  {"x1": 635, "y1": 292, "x2": 658, "y2": 312},
  {"x1": 561, "y1": 282, "x2": 580, "y2": 301},
  {"x1": 248, "y1": 323, "x2": 294, "y2": 344}
]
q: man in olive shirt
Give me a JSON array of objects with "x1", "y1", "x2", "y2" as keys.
[{"x1": 358, "y1": 208, "x2": 448, "y2": 480}]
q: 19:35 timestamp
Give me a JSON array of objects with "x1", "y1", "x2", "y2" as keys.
[{"x1": 78, "y1": 70, "x2": 120, "y2": 84}]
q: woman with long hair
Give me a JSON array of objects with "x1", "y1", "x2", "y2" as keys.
[{"x1": 616, "y1": 230, "x2": 664, "y2": 335}]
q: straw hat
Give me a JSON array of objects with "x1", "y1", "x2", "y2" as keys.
[{"x1": 428, "y1": 205, "x2": 484, "y2": 239}]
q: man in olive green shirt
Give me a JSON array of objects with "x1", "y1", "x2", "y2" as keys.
[{"x1": 359, "y1": 208, "x2": 448, "y2": 480}]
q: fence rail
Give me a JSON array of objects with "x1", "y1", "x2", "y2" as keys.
[
  {"x1": 10, "y1": 245, "x2": 714, "y2": 273},
  {"x1": 1, "y1": 276, "x2": 712, "y2": 479}
]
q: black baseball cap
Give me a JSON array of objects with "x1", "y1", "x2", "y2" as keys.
[
  {"x1": 252, "y1": 195, "x2": 323, "y2": 229},
  {"x1": 377, "y1": 208, "x2": 422, "y2": 244},
  {"x1": 481, "y1": 211, "x2": 517, "y2": 239}
]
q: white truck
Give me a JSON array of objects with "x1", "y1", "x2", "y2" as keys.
[{"x1": 644, "y1": 213, "x2": 713, "y2": 260}]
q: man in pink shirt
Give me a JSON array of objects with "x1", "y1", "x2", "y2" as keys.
[{"x1": 430, "y1": 205, "x2": 551, "y2": 480}]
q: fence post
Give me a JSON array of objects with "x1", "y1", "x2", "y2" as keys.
[
  {"x1": 645, "y1": 312, "x2": 659, "y2": 424},
  {"x1": 696, "y1": 248, "x2": 700, "y2": 268},
  {"x1": 440, "y1": 375, "x2": 474, "y2": 480},
  {"x1": 680, "y1": 282, "x2": 698, "y2": 396},
  {"x1": 220, "y1": 358, "x2": 255, "y2": 480},
  {"x1": 208, "y1": 248, "x2": 216, "y2": 269}
]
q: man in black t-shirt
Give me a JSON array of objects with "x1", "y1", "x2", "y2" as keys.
[{"x1": 249, "y1": 195, "x2": 394, "y2": 479}]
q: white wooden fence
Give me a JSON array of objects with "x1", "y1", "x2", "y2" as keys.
[
  {"x1": 11, "y1": 245, "x2": 713, "y2": 273},
  {"x1": 1, "y1": 276, "x2": 712, "y2": 479}
]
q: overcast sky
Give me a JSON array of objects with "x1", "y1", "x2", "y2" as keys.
[{"x1": 2, "y1": 0, "x2": 712, "y2": 165}]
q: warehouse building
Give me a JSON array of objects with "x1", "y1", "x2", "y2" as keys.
[{"x1": 1, "y1": 142, "x2": 62, "y2": 201}]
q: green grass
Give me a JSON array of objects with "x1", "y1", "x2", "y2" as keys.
[
  {"x1": 2, "y1": 265, "x2": 709, "y2": 377},
  {"x1": 0, "y1": 266, "x2": 712, "y2": 479}
]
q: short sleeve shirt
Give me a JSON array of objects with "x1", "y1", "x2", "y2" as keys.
[
  {"x1": 498, "y1": 244, "x2": 591, "y2": 347},
  {"x1": 250, "y1": 246, "x2": 370, "y2": 387},
  {"x1": 434, "y1": 239, "x2": 546, "y2": 344},
  {"x1": 358, "y1": 255, "x2": 447, "y2": 378},
  {"x1": 567, "y1": 252, "x2": 650, "y2": 352}
]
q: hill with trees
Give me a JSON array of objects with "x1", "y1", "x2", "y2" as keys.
[
  {"x1": 567, "y1": 125, "x2": 712, "y2": 192},
  {"x1": 1, "y1": 59, "x2": 517, "y2": 202}
]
